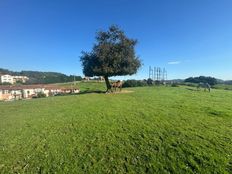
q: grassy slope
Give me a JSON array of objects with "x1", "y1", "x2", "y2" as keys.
[
  {"x1": 213, "y1": 84, "x2": 232, "y2": 90},
  {"x1": 0, "y1": 86, "x2": 232, "y2": 173},
  {"x1": 58, "y1": 81, "x2": 106, "y2": 92}
]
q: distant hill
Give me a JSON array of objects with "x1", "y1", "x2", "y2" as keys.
[
  {"x1": 0, "y1": 68, "x2": 82, "y2": 84},
  {"x1": 225, "y1": 80, "x2": 232, "y2": 85}
]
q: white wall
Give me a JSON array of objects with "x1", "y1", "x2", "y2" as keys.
[{"x1": 0, "y1": 75, "x2": 14, "y2": 84}]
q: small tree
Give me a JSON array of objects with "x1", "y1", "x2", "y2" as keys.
[
  {"x1": 80, "y1": 25, "x2": 141, "y2": 92},
  {"x1": 37, "y1": 92, "x2": 46, "y2": 98},
  {"x1": 147, "y1": 78, "x2": 153, "y2": 86}
]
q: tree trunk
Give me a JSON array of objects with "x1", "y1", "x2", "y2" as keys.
[{"x1": 104, "y1": 76, "x2": 111, "y2": 92}]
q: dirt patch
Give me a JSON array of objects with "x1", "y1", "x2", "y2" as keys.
[{"x1": 107, "y1": 90, "x2": 134, "y2": 94}]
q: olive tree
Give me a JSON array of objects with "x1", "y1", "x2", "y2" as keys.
[{"x1": 80, "y1": 25, "x2": 141, "y2": 91}]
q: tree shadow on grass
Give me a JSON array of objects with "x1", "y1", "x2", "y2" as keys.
[
  {"x1": 54, "y1": 90, "x2": 106, "y2": 97},
  {"x1": 77, "y1": 90, "x2": 106, "y2": 95},
  {"x1": 76, "y1": 89, "x2": 133, "y2": 95}
]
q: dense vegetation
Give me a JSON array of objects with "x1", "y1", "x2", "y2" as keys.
[
  {"x1": 80, "y1": 25, "x2": 141, "y2": 91},
  {"x1": 0, "y1": 68, "x2": 82, "y2": 84},
  {"x1": 122, "y1": 79, "x2": 148, "y2": 88},
  {"x1": 184, "y1": 76, "x2": 218, "y2": 85},
  {"x1": 0, "y1": 85, "x2": 231, "y2": 173}
]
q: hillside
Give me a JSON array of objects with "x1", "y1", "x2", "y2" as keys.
[
  {"x1": 0, "y1": 86, "x2": 231, "y2": 173},
  {"x1": 0, "y1": 68, "x2": 82, "y2": 84}
]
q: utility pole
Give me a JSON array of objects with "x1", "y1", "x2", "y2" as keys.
[{"x1": 149, "y1": 66, "x2": 168, "y2": 82}]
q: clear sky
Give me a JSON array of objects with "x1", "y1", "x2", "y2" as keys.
[{"x1": 0, "y1": 0, "x2": 232, "y2": 80}]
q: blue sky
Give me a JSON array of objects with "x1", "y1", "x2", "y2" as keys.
[{"x1": 0, "y1": 0, "x2": 232, "y2": 80}]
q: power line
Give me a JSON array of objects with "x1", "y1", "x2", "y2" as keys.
[{"x1": 148, "y1": 66, "x2": 168, "y2": 81}]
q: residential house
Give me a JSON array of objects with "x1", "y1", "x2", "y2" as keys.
[
  {"x1": 13, "y1": 76, "x2": 29, "y2": 83},
  {"x1": 0, "y1": 74, "x2": 14, "y2": 84},
  {"x1": 0, "y1": 74, "x2": 29, "y2": 84},
  {"x1": 0, "y1": 85, "x2": 80, "y2": 101}
]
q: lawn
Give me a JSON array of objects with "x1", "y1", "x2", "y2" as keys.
[
  {"x1": 58, "y1": 81, "x2": 106, "y2": 92},
  {"x1": 213, "y1": 84, "x2": 232, "y2": 91},
  {"x1": 0, "y1": 86, "x2": 232, "y2": 173}
]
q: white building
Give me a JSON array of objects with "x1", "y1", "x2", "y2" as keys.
[
  {"x1": 0, "y1": 74, "x2": 29, "y2": 84},
  {"x1": 0, "y1": 85, "x2": 80, "y2": 101},
  {"x1": 0, "y1": 74, "x2": 14, "y2": 84},
  {"x1": 13, "y1": 76, "x2": 29, "y2": 83}
]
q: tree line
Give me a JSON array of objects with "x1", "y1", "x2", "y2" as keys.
[{"x1": 184, "y1": 76, "x2": 218, "y2": 86}]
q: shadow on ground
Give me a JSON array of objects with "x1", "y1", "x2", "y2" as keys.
[{"x1": 78, "y1": 90, "x2": 106, "y2": 95}]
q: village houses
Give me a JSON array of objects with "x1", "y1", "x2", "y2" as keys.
[
  {"x1": 0, "y1": 74, "x2": 29, "y2": 84},
  {"x1": 0, "y1": 85, "x2": 80, "y2": 101}
]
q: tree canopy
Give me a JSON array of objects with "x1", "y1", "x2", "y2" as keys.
[
  {"x1": 185, "y1": 76, "x2": 218, "y2": 86},
  {"x1": 80, "y1": 25, "x2": 141, "y2": 91}
]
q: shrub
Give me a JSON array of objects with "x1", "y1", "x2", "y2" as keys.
[
  {"x1": 171, "y1": 83, "x2": 179, "y2": 87},
  {"x1": 0, "y1": 82, "x2": 12, "y2": 85},
  {"x1": 123, "y1": 80, "x2": 147, "y2": 88},
  {"x1": 182, "y1": 82, "x2": 198, "y2": 87},
  {"x1": 147, "y1": 78, "x2": 153, "y2": 85},
  {"x1": 37, "y1": 92, "x2": 46, "y2": 98}
]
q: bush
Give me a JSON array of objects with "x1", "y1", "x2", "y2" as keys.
[
  {"x1": 37, "y1": 92, "x2": 46, "y2": 98},
  {"x1": 154, "y1": 80, "x2": 163, "y2": 85},
  {"x1": 123, "y1": 80, "x2": 147, "y2": 88},
  {"x1": 147, "y1": 78, "x2": 153, "y2": 85},
  {"x1": 171, "y1": 83, "x2": 179, "y2": 87},
  {"x1": 182, "y1": 82, "x2": 198, "y2": 87},
  {"x1": 0, "y1": 82, "x2": 12, "y2": 85}
]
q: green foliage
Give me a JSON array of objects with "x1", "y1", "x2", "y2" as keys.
[
  {"x1": 147, "y1": 78, "x2": 153, "y2": 85},
  {"x1": 15, "y1": 80, "x2": 24, "y2": 84},
  {"x1": 0, "y1": 68, "x2": 16, "y2": 75},
  {"x1": 123, "y1": 80, "x2": 148, "y2": 88},
  {"x1": 80, "y1": 25, "x2": 141, "y2": 90},
  {"x1": 185, "y1": 76, "x2": 218, "y2": 85},
  {"x1": 37, "y1": 92, "x2": 47, "y2": 98},
  {"x1": 181, "y1": 82, "x2": 198, "y2": 87},
  {"x1": 171, "y1": 83, "x2": 179, "y2": 87},
  {"x1": 23, "y1": 71, "x2": 82, "y2": 84},
  {"x1": 0, "y1": 86, "x2": 232, "y2": 173},
  {"x1": 0, "y1": 82, "x2": 12, "y2": 85},
  {"x1": 80, "y1": 25, "x2": 141, "y2": 77},
  {"x1": 0, "y1": 68, "x2": 82, "y2": 84}
]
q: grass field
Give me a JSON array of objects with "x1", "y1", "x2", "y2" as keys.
[
  {"x1": 0, "y1": 85, "x2": 232, "y2": 173},
  {"x1": 58, "y1": 81, "x2": 106, "y2": 93},
  {"x1": 213, "y1": 84, "x2": 232, "y2": 91}
]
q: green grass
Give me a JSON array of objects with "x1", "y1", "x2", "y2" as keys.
[
  {"x1": 0, "y1": 86, "x2": 232, "y2": 173},
  {"x1": 213, "y1": 84, "x2": 232, "y2": 91},
  {"x1": 59, "y1": 81, "x2": 106, "y2": 93}
]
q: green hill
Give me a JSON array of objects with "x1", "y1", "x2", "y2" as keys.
[
  {"x1": 0, "y1": 68, "x2": 82, "y2": 84},
  {"x1": 0, "y1": 86, "x2": 231, "y2": 173}
]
